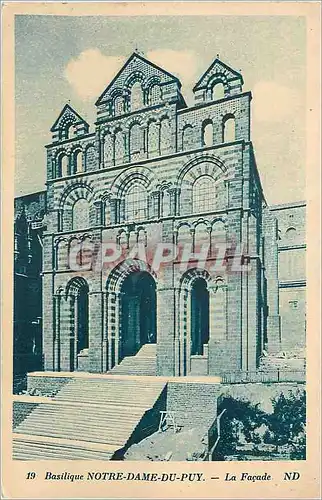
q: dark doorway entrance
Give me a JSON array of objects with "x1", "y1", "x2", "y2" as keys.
[
  {"x1": 191, "y1": 278, "x2": 209, "y2": 355},
  {"x1": 120, "y1": 271, "x2": 156, "y2": 359},
  {"x1": 77, "y1": 284, "x2": 89, "y2": 354}
]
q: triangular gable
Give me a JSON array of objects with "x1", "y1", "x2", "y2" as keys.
[
  {"x1": 95, "y1": 52, "x2": 181, "y2": 105},
  {"x1": 193, "y1": 58, "x2": 243, "y2": 91},
  {"x1": 50, "y1": 104, "x2": 89, "y2": 132}
]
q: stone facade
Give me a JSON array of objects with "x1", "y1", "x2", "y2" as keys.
[
  {"x1": 31, "y1": 52, "x2": 306, "y2": 378},
  {"x1": 270, "y1": 202, "x2": 306, "y2": 351}
]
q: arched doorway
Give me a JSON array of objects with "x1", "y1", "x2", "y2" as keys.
[
  {"x1": 191, "y1": 278, "x2": 209, "y2": 355},
  {"x1": 120, "y1": 271, "x2": 156, "y2": 360},
  {"x1": 178, "y1": 269, "x2": 211, "y2": 375}
]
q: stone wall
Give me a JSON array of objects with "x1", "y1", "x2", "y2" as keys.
[
  {"x1": 166, "y1": 381, "x2": 220, "y2": 427},
  {"x1": 270, "y1": 202, "x2": 306, "y2": 351},
  {"x1": 13, "y1": 401, "x2": 39, "y2": 428}
]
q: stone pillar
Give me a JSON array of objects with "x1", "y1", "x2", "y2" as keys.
[
  {"x1": 156, "y1": 285, "x2": 176, "y2": 376},
  {"x1": 88, "y1": 291, "x2": 103, "y2": 372},
  {"x1": 106, "y1": 290, "x2": 121, "y2": 369},
  {"x1": 102, "y1": 292, "x2": 108, "y2": 371},
  {"x1": 263, "y1": 210, "x2": 281, "y2": 352},
  {"x1": 208, "y1": 283, "x2": 229, "y2": 376},
  {"x1": 43, "y1": 273, "x2": 54, "y2": 371},
  {"x1": 59, "y1": 295, "x2": 74, "y2": 372},
  {"x1": 244, "y1": 258, "x2": 261, "y2": 371},
  {"x1": 53, "y1": 294, "x2": 61, "y2": 371}
]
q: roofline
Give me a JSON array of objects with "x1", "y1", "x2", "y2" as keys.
[
  {"x1": 45, "y1": 132, "x2": 95, "y2": 149},
  {"x1": 193, "y1": 58, "x2": 244, "y2": 91},
  {"x1": 95, "y1": 51, "x2": 181, "y2": 106},
  {"x1": 178, "y1": 91, "x2": 251, "y2": 115},
  {"x1": 270, "y1": 200, "x2": 306, "y2": 210},
  {"x1": 50, "y1": 104, "x2": 89, "y2": 132},
  {"x1": 15, "y1": 190, "x2": 46, "y2": 200}
]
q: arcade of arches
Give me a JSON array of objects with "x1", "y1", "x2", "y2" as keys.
[{"x1": 51, "y1": 262, "x2": 227, "y2": 376}]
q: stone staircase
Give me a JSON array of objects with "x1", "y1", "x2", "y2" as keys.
[
  {"x1": 13, "y1": 375, "x2": 167, "y2": 460},
  {"x1": 110, "y1": 344, "x2": 157, "y2": 376}
]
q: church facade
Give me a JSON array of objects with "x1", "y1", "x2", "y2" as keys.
[{"x1": 41, "y1": 52, "x2": 305, "y2": 378}]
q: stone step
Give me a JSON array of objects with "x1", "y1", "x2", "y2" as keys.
[
  {"x1": 16, "y1": 417, "x2": 140, "y2": 432},
  {"x1": 136, "y1": 344, "x2": 157, "y2": 356},
  {"x1": 14, "y1": 428, "x2": 131, "y2": 445},
  {"x1": 29, "y1": 406, "x2": 143, "y2": 419},
  {"x1": 53, "y1": 395, "x2": 158, "y2": 406},
  {"x1": 15, "y1": 376, "x2": 167, "y2": 459},
  {"x1": 13, "y1": 437, "x2": 115, "y2": 460}
]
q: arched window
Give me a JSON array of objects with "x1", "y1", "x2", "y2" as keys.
[
  {"x1": 130, "y1": 82, "x2": 143, "y2": 111},
  {"x1": 114, "y1": 95, "x2": 124, "y2": 115},
  {"x1": 149, "y1": 84, "x2": 162, "y2": 105},
  {"x1": 60, "y1": 155, "x2": 69, "y2": 177},
  {"x1": 211, "y1": 220, "x2": 226, "y2": 256},
  {"x1": 62, "y1": 123, "x2": 76, "y2": 140},
  {"x1": 162, "y1": 190, "x2": 171, "y2": 217},
  {"x1": 147, "y1": 121, "x2": 159, "y2": 157},
  {"x1": 194, "y1": 222, "x2": 210, "y2": 250},
  {"x1": 74, "y1": 151, "x2": 83, "y2": 174},
  {"x1": 202, "y1": 121, "x2": 213, "y2": 147},
  {"x1": 104, "y1": 201, "x2": 110, "y2": 226},
  {"x1": 223, "y1": 115, "x2": 236, "y2": 142},
  {"x1": 177, "y1": 224, "x2": 192, "y2": 249},
  {"x1": 160, "y1": 117, "x2": 171, "y2": 155},
  {"x1": 125, "y1": 183, "x2": 148, "y2": 222},
  {"x1": 72, "y1": 199, "x2": 90, "y2": 230},
  {"x1": 114, "y1": 130, "x2": 125, "y2": 164},
  {"x1": 286, "y1": 227, "x2": 297, "y2": 241},
  {"x1": 57, "y1": 240, "x2": 68, "y2": 270},
  {"x1": 212, "y1": 82, "x2": 225, "y2": 100},
  {"x1": 193, "y1": 175, "x2": 216, "y2": 213},
  {"x1": 129, "y1": 123, "x2": 142, "y2": 159},
  {"x1": 182, "y1": 125, "x2": 193, "y2": 150}
]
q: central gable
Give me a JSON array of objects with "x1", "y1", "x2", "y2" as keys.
[{"x1": 95, "y1": 52, "x2": 181, "y2": 106}]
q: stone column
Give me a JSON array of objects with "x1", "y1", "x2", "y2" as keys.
[
  {"x1": 59, "y1": 295, "x2": 75, "y2": 372},
  {"x1": 106, "y1": 290, "x2": 121, "y2": 369},
  {"x1": 156, "y1": 285, "x2": 176, "y2": 376},
  {"x1": 42, "y1": 273, "x2": 55, "y2": 371},
  {"x1": 263, "y1": 210, "x2": 281, "y2": 352},
  {"x1": 88, "y1": 291, "x2": 104, "y2": 372},
  {"x1": 208, "y1": 283, "x2": 229, "y2": 375},
  {"x1": 102, "y1": 292, "x2": 108, "y2": 371},
  {"x1": 53, "y1": 294, "x2": 62, "y2": 371}
]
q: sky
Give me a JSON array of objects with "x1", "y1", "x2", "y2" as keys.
[{"x1": 15, "y1": 15, "x2": 306, "y2": 205}]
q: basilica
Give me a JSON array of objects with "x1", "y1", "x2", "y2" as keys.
[{"x1": 19, "y1": 52, "x2": 305, "y2": 380}]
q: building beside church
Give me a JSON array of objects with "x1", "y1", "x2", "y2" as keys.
[
  {"x1": 39, "y1": 52, "x2": 306, "y2": 378},
  {"x1": 14, "y1": 191, "x2": 46, "y2": 384}
]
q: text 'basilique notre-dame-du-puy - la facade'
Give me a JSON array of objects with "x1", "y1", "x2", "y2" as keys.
[{"x1": 37, "y1": 52, "x2": 305, "y2": 378}]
